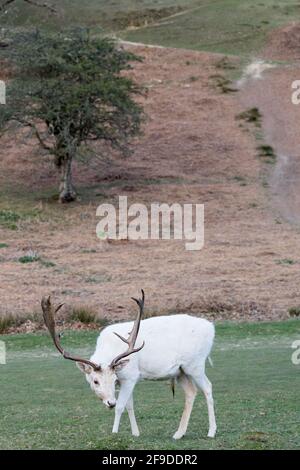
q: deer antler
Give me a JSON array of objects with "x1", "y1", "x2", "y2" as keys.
[
  {"x1": 41, "y1": 296, "x2": 101, "y2": 371},
  {"x1": 110, "y1": 289, "x2": 145, "y2": 368}
]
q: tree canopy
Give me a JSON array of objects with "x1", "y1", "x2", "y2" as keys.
[{"x1": 0, "y1": 29, "x2": 144, "y2": 202}]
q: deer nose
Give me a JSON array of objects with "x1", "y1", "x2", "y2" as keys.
[{"x1": 108, "y1": 401, "x2": 116, "y2": 409}]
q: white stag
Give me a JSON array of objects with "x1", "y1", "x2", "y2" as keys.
[{"x1": 41, "y1": 291, "x2": 217, "y2": 439}]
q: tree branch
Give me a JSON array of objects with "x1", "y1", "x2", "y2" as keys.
[
  {"x1": 20, "y1": 120, "x2": 55, "y2": 153},
  {"x1": 31, "y1": 124, "x2": 54, "y2": 152}
]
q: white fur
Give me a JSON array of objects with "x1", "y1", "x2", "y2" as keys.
[{"x1": 81, "y1": 314, "x2": 217, "y2": 439}]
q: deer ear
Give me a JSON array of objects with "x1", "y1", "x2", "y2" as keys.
[
  {"x1": 76, "y1": 362, "x2": 93, "y2": 375},
  {"x1": 113, "y1": 360, "x2": 130, "y2": 372}
]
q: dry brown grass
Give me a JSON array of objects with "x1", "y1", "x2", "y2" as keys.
[{"x1": 0, "y1": 45, "x2": 299, "y2": 327}]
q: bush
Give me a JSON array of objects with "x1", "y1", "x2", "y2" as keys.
[{"x1": 19, "y1": 252, "x2": 40, "y2": 263}]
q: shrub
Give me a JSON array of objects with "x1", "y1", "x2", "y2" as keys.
[
  {"x1": 275, "y1": 258, "x2": 295, "y2": 266},
  {"x1": 19, "y1": 251, "x2": 40, "y2": 263},
  {"x1": 258, "y1": 145, "x2": 276, "y2": 163},
  {"x1": 215, "y1": 57, "x2": 236, "y2": 70},
  {"x1": 210, "y1": 74, "x2": 238, "y2": 93},
  {"x1": 289, "y1": 307, "x2": 300, "y2": 317},
  {"x1": 0, "y1": 314, "x2": 15, "y2": 334},
  {"x1": 236, "y1": 107, "x2": 262, "y2": 126},
  {"x1": 69, "y1": 306, "x2": 109, "y2": 326}
]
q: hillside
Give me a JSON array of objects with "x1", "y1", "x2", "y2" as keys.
[
  {"x1": 1, "y1": 2, "x2": 300, "y2": 327},
  {"x1": 1, "y1": 43, "x2": 300, "y2": 327},
  {"x1": 1, "y1": 1, "x2": 300, "y2": 55}
]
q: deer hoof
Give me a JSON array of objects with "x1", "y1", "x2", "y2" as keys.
[
  {"x1": 173, "y1": 431, "x2": 184, "y2": 440},
  {"x1": 207, "y1": 429, "x2": 216, "y2": 438}
]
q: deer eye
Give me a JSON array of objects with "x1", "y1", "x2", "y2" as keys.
[{"x1": 94, "y1": 380, "x2": 99, "y2": 385}]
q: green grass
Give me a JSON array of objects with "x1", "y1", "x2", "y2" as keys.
[
  {"x1": 18, "y1": 254, "x2": 40, "y2": 264},
  {"x1": 0, "y1": 320, "x2": 299, "y2": 449},
  {"x1": 0, "y1": 209, "x2": 21, "y2": 230},
  {"x1": 123, "y1": 0, "x2": 300, "y2": 56},
  {"x1": 0, "y1": 207, "x2": 42, "y2": 230},
  {"x1": 0, "y1": 184, "x2": 78, "y2": 229},
  {"x1": 0, "y1": 0, "x2": 190, "y2": 30},
  {"x1": 2, "y1": 1, "x2": 300, "y2": 56}
]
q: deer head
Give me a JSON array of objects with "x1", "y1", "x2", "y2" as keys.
[{"x1": 41, "y1": 290, "x2": 145, "y2": 409}]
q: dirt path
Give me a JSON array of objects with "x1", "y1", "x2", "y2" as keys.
[
  {"x1": 239, "y1": 62, "x2": 300, "y2": 225},
  {"x1": 122, "y1": 30, "x2": 300, "y2": 227},
  {"x1": 121, "y1": 2, "x2": 220, "y2": 34}
]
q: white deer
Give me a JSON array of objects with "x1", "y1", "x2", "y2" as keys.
[{"x1": 41, "y1": 290, "x2": 217, "y2": 439}]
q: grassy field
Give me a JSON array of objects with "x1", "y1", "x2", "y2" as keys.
[
  {"x1": 123, "y1": 0, "x2": 300, "y2": 55},
  {"x1": 0, "y1": 0, "x2": 190, "y2": 30},
  {"x1": 0, "y1": 320, "x2": 299, "y2": 450},
  {"x1": 2, "y1": 0, "x2": 300, "y2": 55}
]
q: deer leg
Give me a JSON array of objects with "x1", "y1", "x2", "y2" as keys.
[
  {"x1": 126, "y1": 394, "x2": 140, "y2": 437},
  {"x1": 173, "y1": 373, "x2": 197, "y2": 440},
  {"x1": 193, "y1": 372, "x2": 217, "y2": 438},
  {"x1": 112, "y1": 380, "x2": 136, "y2": 434}
]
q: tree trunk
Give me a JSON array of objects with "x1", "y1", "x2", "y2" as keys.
[{"x1": 59, "y1": 155, "x2": 76, "y2": 203}]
